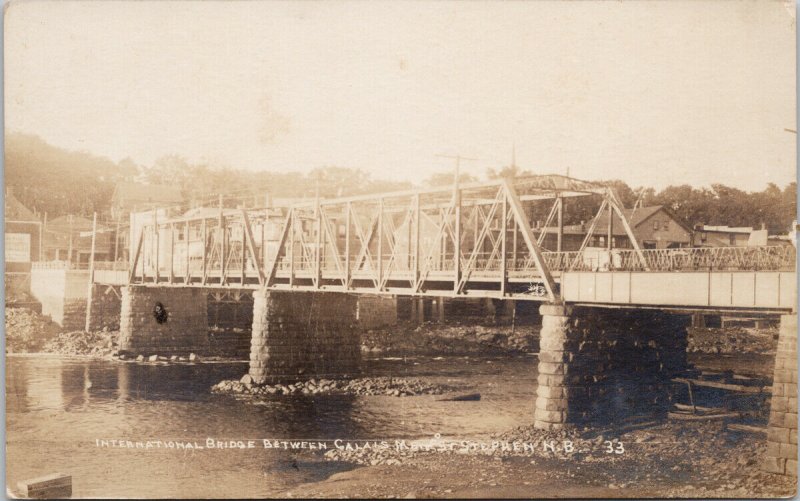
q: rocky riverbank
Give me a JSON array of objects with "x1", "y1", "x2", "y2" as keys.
[
  {"x1": 292, "y1": 421, "x2": 795, "y2": 499},
  {"x1": 6, "y1": 307, "x2": 61, "y2": 352},
  {"x1": 212, "y1": 376, "x2": 457, "y2": 397},
  {"x1": 361, "y1": 322, "x2": 538, "y2": 356}
]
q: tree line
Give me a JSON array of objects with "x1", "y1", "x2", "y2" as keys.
[{"x1": 5, "y1": 132, "x2": 797, "y2": 234}]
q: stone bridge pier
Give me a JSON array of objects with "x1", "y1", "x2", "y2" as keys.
[
  {"x1": 763, "y1": 313, "x2": 798, "y2": 476},
  {"x1": 248, "y1": 289, "x2": 360, "y2": 384},
  {"x1": 535, "y1": 304, "x2": 689, "y2": 429},
  {"x1": 119, "y1": 286, "x2": 210, "y2": 355}
]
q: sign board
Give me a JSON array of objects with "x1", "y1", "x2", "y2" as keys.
[{"x1": 5, "y1": 233, "x2": 31, "y2": 263}]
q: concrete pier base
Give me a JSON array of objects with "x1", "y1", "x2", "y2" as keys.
[
  {"x1": 248, "y1": 290, "x2": 360, "y2": 384},
  {"x1": 763, "y1": 313, "x2": 798, "y2": 476},
  {"x1": 118, "y1": 286, "x2": 209, "y2": 355},
  {"x1": 534, "y1": 304, "x2": 689, "y2": 430}
]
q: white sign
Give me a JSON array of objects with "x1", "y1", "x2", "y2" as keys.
[{"x1": 5, "y1": 233, "x2": 31, "y2": 263}]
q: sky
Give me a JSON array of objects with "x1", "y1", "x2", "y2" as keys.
[{"x1": 4, "y1": 0, "x2": 797, "y2": 190}]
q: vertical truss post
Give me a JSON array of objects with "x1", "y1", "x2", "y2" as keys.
[
  {"x1": 512, "y1": 213, "x2": 518, "y2": 269},
  {"x1": 557, "y1": 196, "x2": 563, "y2": 252},
  {"x1": 154, "y1": 210, "x2": 160, "y2": 284},
  {"x1": 219, "y1": 195, "x2": 225, "y2": 285},
  {"x1": 377, "y1": 198, "x2": 383, "y2": 291},
  {"x1": 288, "y1": 210, "x2": 295, "y2": 287},
  {"x1": 185, "y1": 220, "x2": 190, "y2": 284},
  {"x1": 413, "y1": 195, "x2": 420, "y2": 288},
  {"x1": 169, "y1": 223, "x2": 175, "y2": 284},
  {"x1": 501, "y1": 192, "x2": 507, "y2": 296},
  {"x1": 241, "y1": 220, "x2": 246, "y2": 285},
  {"x1": 315, "y1": 202, "x2": 322, "y2": 288},
  {"x1": 263, "y1": 196, "x2": 270, "y2": 270},
  {"x1": 453, "y1": 189, "x2": 461, "y2": 294},
  {"x1": 201, "y1": 218, "x2": 208, "y2": 285},
  {"x1": 345, "y1": 203, "x2": 351, "y2": 289}
]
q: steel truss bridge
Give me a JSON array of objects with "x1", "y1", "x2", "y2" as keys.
[{"x1": 126, "y1": 175, "x2": 797, "y2": 312}]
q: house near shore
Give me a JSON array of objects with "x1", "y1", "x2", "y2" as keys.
[
  {"x1": 5, "y1": 187, "x2": 42, "y2": 295},
  {"x1": 539, "y1": 205, "x2": 693, "y2": 251},
  {"x1": 42, "y1": 215, "x2": 113, "y2": 264}
]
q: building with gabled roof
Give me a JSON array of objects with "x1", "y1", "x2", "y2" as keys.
[{"x1": 540, "y1": 205, "x2": 693, "y2": 251}]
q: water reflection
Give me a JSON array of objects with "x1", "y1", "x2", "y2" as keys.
[{"x1": 6, "y1": 355, "x2": 537, "y2": 498}]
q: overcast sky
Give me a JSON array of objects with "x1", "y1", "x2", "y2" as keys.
[{"x1": 4, "y1": 0, "x2": 797, "y2": 190}]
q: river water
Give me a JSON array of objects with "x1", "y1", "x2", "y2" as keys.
[{"x1": 6, "y1": 354, "x2": 539, "y2": 498}]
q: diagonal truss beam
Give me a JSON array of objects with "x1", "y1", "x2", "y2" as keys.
[{"x1": 503, "y1": 179, "x2": 557, "y2": 301}]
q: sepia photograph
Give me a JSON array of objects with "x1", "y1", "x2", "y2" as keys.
[{"x1": 3, "y1": 0, "x2": 798, "y2": 498}]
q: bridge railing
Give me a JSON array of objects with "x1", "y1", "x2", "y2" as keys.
[
  {"x1": 539, "y1": 245, "x2": 796, "y2": 272},
  {"x1": 271, "y1": 245, "x2": 796, "y2": 275}
]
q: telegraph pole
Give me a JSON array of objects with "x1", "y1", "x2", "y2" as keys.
[
  {"x1": 85, "y1": 212, "x2": 97, "y2": 332},
  {"x1": 435, "y1": 154, "x2": 477, "y2": 298}
]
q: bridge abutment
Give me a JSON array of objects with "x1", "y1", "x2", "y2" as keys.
[
  {"x1": 119, "y1": 286, "x2": 210, "y2": 355},
  {"x1": 763, "y1": 313, "x2": 798, "y2": 476},
  {"x1": 248, "y1": 290, "x2": 360, "y2": 384},
  {"x1": 535, "y1": 304, "x2": 689, "y2": 430}
]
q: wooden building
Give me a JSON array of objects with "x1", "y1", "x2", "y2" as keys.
[
  {"x1": 540, "y1": 205, "x2": 693, "y2": 251},
  {"x1": 5, "y1": 188, "x2": 42, "y2": 294}
]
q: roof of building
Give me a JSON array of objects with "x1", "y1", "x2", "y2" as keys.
[
  {"x1": 47, "y1": 215, "x2": 94, "y2": 230},
  {"x1": 5, "y1": 192, "x2": 39, "y2": 222},
  {"x1": 112, "y1": 181, "x2": 184, "y2": 207},
  {"x1": 541, "y1": 205, "x2": 692, "y2": 237}
]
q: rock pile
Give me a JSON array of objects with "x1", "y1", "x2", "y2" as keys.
[
  {"x1": 688, "y1": 327, "x2": 777, "y2": 355},
  {"x1": 323, "y1": 446, "x2": 407, "y2": 466},
  {"x1": 211, "y1": 376, "x2": 453, "y2": 397},
  {"x1": 43, "y1": 330, "x2": 118, "y2": 357},
  {"x1": 5, "y1": 308, "x2": 59, "y2": 352}
]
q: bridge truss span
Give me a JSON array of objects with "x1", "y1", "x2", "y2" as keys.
[{"x1": 127, "y1": 174, "x2": 796, "y2": 309}]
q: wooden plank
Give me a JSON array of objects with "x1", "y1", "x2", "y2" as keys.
[
  {"x1": 668, "y1": 411, "x2": 740, "y2": 421},
  {"x1": 673, "y1": 377, "x2": 771, "y2": 394},
  {"x1": 17, "y1": 473, "x2": 72, "y2": 499},
  {"x1": 727, "y1": 423, "x2": 767, "y2": 435}
]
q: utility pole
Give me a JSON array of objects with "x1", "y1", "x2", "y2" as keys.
[
  {"x1": 85, "y1": 212, "x2": 97, "y2": 332},
  {"x1": 67, "y1": 215, "x2": 74, "y2": 265},
  {"x1": 436, "y1": 154, "x2": 477, "y2": 296},
  {"x1": 435, "y1": 154, "x2": 478, "y2": 200}
]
